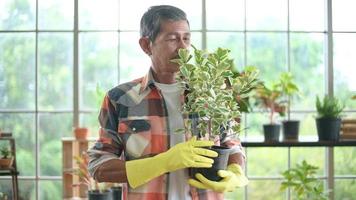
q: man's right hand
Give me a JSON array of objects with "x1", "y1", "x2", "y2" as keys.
[
  {"x1": 160, "y1": 136, "x2": 218, "y2": 172},
  {"x1": 126, "y1": 136, "x2": 217, "y2": 188}
]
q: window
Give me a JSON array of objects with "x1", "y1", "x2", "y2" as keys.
[{"x1": 0, "y1": 0, "x2": 355, "y2": 199}]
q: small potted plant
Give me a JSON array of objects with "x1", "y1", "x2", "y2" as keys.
[
  {"x1": 255, "y1": 82, "x2": 286, "y2": 142},
  {"x1": 280, "y1": 160, "x2": 328, "y2": 200},
  {"x1": 275, "y1": 72, "x2": 300, "y2": 141},
  {"x1": 173, "y1": 46, "x2": 257, "y2": 181},
  {"x1": 315, "y1": 95, "x2": 344, "y2": 141},
  {"x1": 0, "y1": 146, "x2": 13, "y2": 168},
  {"x1": 72, "y1": 152, "x2": 112, "y2": 200},
  {"x1": 73, "y1": 127, "x2": 89, "y2": 140}
]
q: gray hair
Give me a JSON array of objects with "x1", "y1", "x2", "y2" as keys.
[{"x1": 140, "y1": 5, "x2": 189, "y2": 42}]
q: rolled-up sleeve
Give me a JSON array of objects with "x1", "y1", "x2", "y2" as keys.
[
  {"x1": 87, "y1": 93, "x2": 124, "y2": 177},
  {"x1": 221, "y1": 132, "x2": 246, "y2": 159}
]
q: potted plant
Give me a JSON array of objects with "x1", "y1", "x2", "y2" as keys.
[
  {"x1": 255, "y1": 82, "x2": 286, "y2": 142},
  {"x1": 73, "y1": 127, "x2": 89, "y2": 140},
  {"x1": 173, "y1": 46, "x2": 257, "y2": 181},
  {"x1": 231, "y1": 66, "x2": 263, "y2": 121},
  {"x1": 276, "y1": 72, "x2": 300, "y2": 141},
  {"x1": 280, "y1": 160, "x2": 328, "y2": 200},
  {"x1": 315, "y1": 95, "x2": 344, "y2": 141},
  {"x1": 72, "y1": 151, "x2": 112, "y2": 200},
  {"x1": 0, "y1": 146, "x2": 13, "y2": 168}
]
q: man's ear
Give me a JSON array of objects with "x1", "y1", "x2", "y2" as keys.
[{"x1": 139, "y1": 37, "x2": 152, "y2": 55}]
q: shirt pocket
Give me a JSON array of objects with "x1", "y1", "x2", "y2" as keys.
[
  {"x1": 118, "y1": 119, "x2": 152, "y2": 159},
  {"x1": 118, "y1": 119, "x2": 151, "y2": 134}
]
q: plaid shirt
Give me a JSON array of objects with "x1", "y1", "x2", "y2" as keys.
[{"x1": 88, "y1": 69, "x2": 245, "y2": 200}]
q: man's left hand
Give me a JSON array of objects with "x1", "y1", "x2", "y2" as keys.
[{"x1": 188, "y1": 163, "x2": 248, "y2": 193}]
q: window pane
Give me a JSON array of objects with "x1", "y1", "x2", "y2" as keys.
[
  {"x1": 247, "y1": 148, "x2": 288, "y2": 176},
  {"x1": 290, "y1": 113, "x2": 318, "y2": 138},
  {"x1": 224, "y1": 186, "x2": 244, "y2": 200},
  {"x1": 80, "y1": 112, "x2": 100, "y2": 136},
  {"x1": 39, "y1": 180, "x2": 62, "y2": 200},
  {"x1": 333, "y1": 33, "x2": 356, "y2": 110},
  {"x1": 289, "y1": 0, "x2": 325, "y2": 31},
  {"x1": 333, "y1": 0, "x2": 356, "y2": 31},
  {"x1": 0, "y1": 180, "x2": 36, "y2": 200},
  {"x1": 206, "y1": 0, "x2": 244, "y2": 30},
  {"x1": 0, "y1": 0, "x2": 35, "y2": 30},
  {"x1": 0, "y1": 113, "x2": 36, "y2": 176},
  {"x1": 119, "y1": 32, "x2": 150, "y2": 83},
  {"x1": 79, "y1": 0, "x2": 118, "y2": 30},
  {"x1": 335, "y1": 147, "x2": 356, "y2": 175},
  {"x1": 38, "y1": 33, "x2": 73, "y2": 110},
  {"x1": 19, "y1": 180, "x2": 36, "y2": 200},
  {"x1": 246, "y1": 0, "x2": 287, "y2": 31},
  {"x1": 206, "y1": 32, "x2": 245, "y2": 69},
  {"x1": 245, "y1": 112, "x2": 269, "y2": 139},
  {"x1": 290, "y1": 147, "x2": 325, "y2": 175},
  {"x1": 119, "y1": 0, "x2": 201, "y2": 30},
  {"x1": 247, "y1": 33, "x2": 287, "y2": 81},
  {"x1": 0, "y1": 33, "x2": 35, "y2": 110},
  {"x1": 290, "y1": 33, "x2": 325, "y2": 110},
  {"x1": 38, "y1": 0, "x2": 74, "y2": 30},
  {"x1": 39, "y1": 113, "x2": 73, "y2": 176},
  {"x1": 80, "y1": 32, "x2": 118, "y2": 110},
  {"x1": 247, "y1": 180, "x2": 285, "y2": 200},
  {"x1": 335, "y1": 179, "x2": 356, "y2": 200},
  {"x1": 191, "y1": 32, "x2": 202, "y2": 50}
]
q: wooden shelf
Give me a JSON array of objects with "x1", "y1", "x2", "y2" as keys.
[{"x1": 62, "y1": 137, "x2": 96, "y2": 199}]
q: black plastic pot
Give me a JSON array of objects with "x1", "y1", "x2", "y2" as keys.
[
  {"x1": 316, "y1": 117, "x2": 341, "y2": 141},
  {"x1": 282, "y1": 120, "x2": 300, "y2": 141},
  {"x1": 263, "y1": 124, "x2": 281, "y2": 142},
  {"x1": 190, "y1": 145, "x2": 231, "y2": 181},
  {"x1": 110, "y1": 186, "x2": 122, "y2": 200},
  {"x1": 88, "y1": 190, "x2": 112, "y2": 200}
]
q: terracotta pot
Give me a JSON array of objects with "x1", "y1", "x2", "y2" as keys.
[
  {"x1": 0, "y1": 157, "x2": 14, "y2": 168},
  {"x1": 74, "y1": 127, "x2": 89, "y2": 140}
]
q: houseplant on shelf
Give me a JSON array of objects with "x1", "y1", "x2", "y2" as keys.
[
  {"x1": 173, "y1": 46, "x2": 257, "y2": 182},
  {"x1": 72, "y1": 151, "x2": 112, "y2": 200},
  {"x1": 254, "y1": 81, "x2": 286, "y2": 142},
  {"x1": 280, "y1": 160, "x2": 328, "y2": 200},
  {"x1": 315, "y1": 95, "x2": 344, "y2": 141},
  {"x1": 0, "y1": 146, "x2": 13, "y2": 168},
  {"x1": 276, "y1": 72, "x2": 300, "y2": 141}
]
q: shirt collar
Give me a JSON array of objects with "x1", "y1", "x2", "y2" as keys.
[{"x1": 139, "y1": 67, "x2": 156, "y2": 94}]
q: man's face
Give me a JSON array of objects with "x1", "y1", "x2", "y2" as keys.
[{"x1": 149, "y1": 20, "x2": 191, "y2": 74}]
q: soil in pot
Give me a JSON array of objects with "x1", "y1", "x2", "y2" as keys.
[
  {"x1": 263, "y1": 124, "x2": 280, "y2": 142},
  {"x1": 282, "y1": 120, "x2": 300, "y2": 141},
  {"x1": 190, "y1": 145, "x2": 231, "y2": 182},
  {"x1": 316, "y1": 117, "x2": 341, "y2": 141},
  {"x1": 88, "y1": 190, "x2": 112, "y2": 200}
]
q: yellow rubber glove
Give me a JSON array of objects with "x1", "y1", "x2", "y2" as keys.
[
  {"x1": 188, "y1": 163, "x2": 248, "y2": 193},
  {"x1": 126, "y1": 136, "x2": 218, "y2": 188}
]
